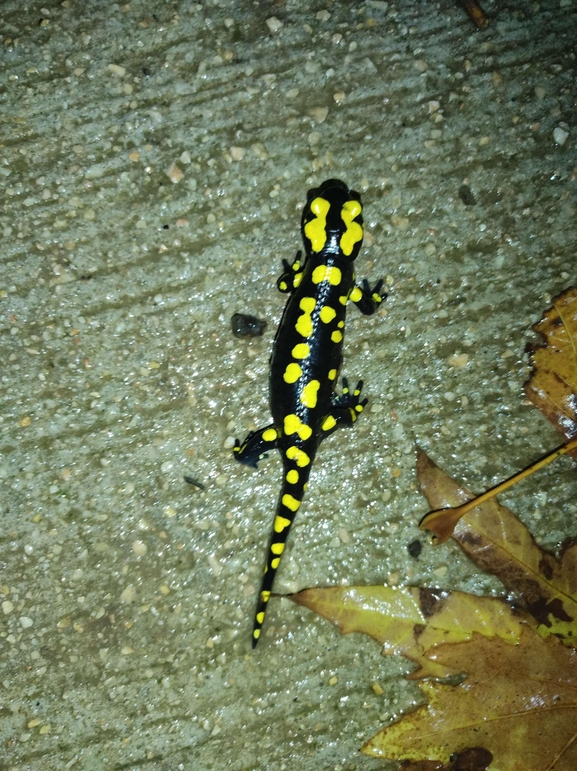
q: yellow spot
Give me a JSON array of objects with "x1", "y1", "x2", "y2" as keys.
[
  {"x1": 337, "y1": 320, "x2": 344, "y2": 328},
  {"x1": 283, "y1": 362, "x2": 302, "y2": 383},
  {"x1": 349, "y1": 408, "x2": 357, "y2": 422},
  {"x1": 355, "y1": 403, "x2": 364, "y2": 412},
  {"x1": 292, "y1": 343, "x2": 310, "y2": 359},
  {"x1": 339, "y1": 295, "x2": 348, "y2": 305},
  {"x1": 331, "y1": 330, "x2": 343, "y2": 343},
  {"x1": 319, "y1": 306, "x2": 336, "y2": 324},
  {"x1": 284, "y1": 413, "x2": 313, "y2": 440},
  {"x1": 312, "y1": 265, "x2": 342, "y2": 286},
  {"x1": 271, "y1": 558, "x2": 280, "y2": 569},
  {"x1": 282, "y1": 494, "x2": 301, "y2": 512},
  {"x1": 292, "y1": 260, "x2": 301, "y2": 271},
  {"x1": 350, "y1": 285, "x2": 363, "y2": 302},
  {"x1": 274, "y1": 514, "x2": 292, "y2": 532},
  {"x1": 261, "y1": 590, "x2": 271, "y2": 602},
  {"x1": 256, "y1": 612, "x2": 265, "y2": 624},
  {"x1": 253, "y1": 629, "x2": 260, "y2": 639},
  {"x1": 286, "y1": 446, "x2": 311, "y2": 467},
  {"x1": 322, "y1": 415, "x2": 337, "y2": 431},
  {"x1": 340, "y1": 200, "x2": 363, "y2": 256},
  {"x1": 296, "y1": 296, "x2": 316, "y2": 338},
  {"x1": 279, "y1": 281, "x2": 287, "y2": 291},
  {"x1": 262, "y1": 428, "x2": 277, "y2": 442},
  {"x1": 304, "y1": 197, "x2": 330, "y2": 252},
  {"x1": 372, "y1": 293, "x2": 382, "y2": 303},
  {"x1": 300, "y1": 379, "x2": 320, "y2": 408},
  {"x1": 271, "y1": 542, "x2": 285, "y2": 555},
  {"x1": 328, "y1": 368, "x2": 337, "y2": 380},
  {"x1": 286, "y1": 469, "x2": 299, "y2": 484},
  {"x1": 293, "y1": 272, "x2": 303, "y2": 287}
]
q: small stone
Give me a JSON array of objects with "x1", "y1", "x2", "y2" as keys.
[
  {"x1": 265, "y1": 16, "x2": 283, "y2": 33},
  {"x1": 2, "y1": 600, "x2": 14, "y2": 614},
  {"x1": 165, "y1": 163, "x2": 184, "y2": 183},
  {"x1": 108, "y1": 64, "x2": 126, "y2": 77},
  {"x1": 553, "y1": 126, "x2": 569, "y2": 146},
  {"x1": 20, "y1": 616, "x2": 33, "y2": 628},
  {"x1": 230, "y1": 146, "x2": 245, "y2": 161}
]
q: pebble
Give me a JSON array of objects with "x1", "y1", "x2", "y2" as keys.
[
  {"x1": 265, "y1": 16, "x2": 283, "y2": 33},
  {"x1": 553, "y1": 127, "x2": 569, "y2": 145}
]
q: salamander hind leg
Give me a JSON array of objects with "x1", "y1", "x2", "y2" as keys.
[
  {"x1": 349, "y1": 278, "x2": 385, "y2": 316},
  {"x1": 321, "y1": 378, "x2": 368, "y2": 438},
  {"x1": 234, "y1": 425, "x2": 279, "y2": 468}
]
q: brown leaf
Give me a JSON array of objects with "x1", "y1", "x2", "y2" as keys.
[
  {"x1": 363, "y1": 627, "x2": 577, "y2": 770},
  {"x1": 399, "y1": 746, "x2": 493, "y2": 770},
  {"x1": 416, "y1": 449, "x2": 577, "y2": 644},
  {"x1": 525, "y1": 287, "x2": 577, "y2": 450},
  {"x1": 291, "y1": 585, "x2": 525, "y2": 678}
]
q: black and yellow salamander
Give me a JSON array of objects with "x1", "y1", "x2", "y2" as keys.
[{"x1": 234, "y1": 179, "x2": 384, "y2": 647}]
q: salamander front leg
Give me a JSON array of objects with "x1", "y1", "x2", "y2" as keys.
[
  {"x1": 350, "y1": 278, "x2": 385, "y2": 315},
  {"x1": 277, "y1": 251, "x2": 304, "y2": 293},
  {"x1": 321, "y1": 378, "x2": 368, "y2": 439},
  {"x1": 234, "y1": 426, "x2": 279, "y2": 468}
]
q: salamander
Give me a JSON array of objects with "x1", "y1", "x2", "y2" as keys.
[{"x1": 234, "y1": 179, "x2": 384, "y2": 647}]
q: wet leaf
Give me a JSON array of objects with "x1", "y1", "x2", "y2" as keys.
[
  {"x1": 416, "y1": 448, "x2": 577, "y2": 645},
  {"x1": 292, "y1": 585, "x2": 524, "y2": 678},
  {"x1": 525, "y1": 287, "x2": 577, "y2": 447},
  {"x1": 363, "y1": 627, "x2": 577, "y2": 771}
]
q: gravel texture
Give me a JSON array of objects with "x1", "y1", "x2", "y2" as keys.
[{"x1": 1, "y1": 1, "x2": 576, "y2": 769}]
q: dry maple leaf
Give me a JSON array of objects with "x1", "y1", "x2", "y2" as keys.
[
  {"x1": 363, "y1": 627, "x2": 577, "y2": 771},
  {"x1": 525, "y1": 287, "x2": 577, "y2": 447},
  {"x1": 416, "y1": 448, "x2": 577, "y2": 646}
]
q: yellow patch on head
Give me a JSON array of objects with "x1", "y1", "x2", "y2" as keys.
[
  {"x1": 296, "y1": 296, "x2": 316, "y2": 338},
  {"x1": 262, "y1": 428, "x2": 277, "y2": 442},
  {"x1": 283, "y1": 362, "x2": 302, "y2": 383},
  {"x1": 312, "y1": 265, "x2": 342, "y2": 286},
  {"x1": 286, "y1": 446, "x2": 310, "y2": 467},
  {"x1": 319, "y1": 306, "x2": 337, "y2": 324},
  {"x1": 286, "y1": 469, "x2": 299, "y2": 484},
  {"x1": 331, "y1": 330, "x2": 343, "y2": 343},
  {"x1": 349, "y1": 285, "x2": 363, "y2": 303},
  {"x1": 279, "y1": 281, "x2": 287, "y2": 291},
  {"x1": 322, "y1": 415, "x2": 337, "y2": 432},
  {"x1": 293, "y1": 272, "x2": 303, "y2": 288},
  {"x1": 340, "y1": 200, "x2": 363, "y2": 256},
  {"x1": 256, "y1": 611, "x2": 265, "y2": 624},
  {"x1": 271, "y1": 557, "x2": 280, "y2": 569},
  {"x1": 284, "y1": 413, "x2": 313, "y2": 440},
  {"x1": 271, "y1": 542, "x2": 285, "y2": 555},
  {"x1": 328, "y1": 368, "x2": 337, "y2": 380},
  {"x1": 292, "y1": 343, "x2": 310, "y2": 359},
  {"x1": 274, "y1": 514, "x2": 292, "y2": 532},
  {"x1": 300, "y1": 379, "x2": 320, "y2": 409},
  {"x1": 282, "y1": 494, "x2": 301, "y2": 512},
  {"x1": 304, "y1": 197, "x2": 330, "y2": 252}
]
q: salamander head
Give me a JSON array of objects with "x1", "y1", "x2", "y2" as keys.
[{"x1": 301, "y1": 179, "x2": 364, "y2": 259}]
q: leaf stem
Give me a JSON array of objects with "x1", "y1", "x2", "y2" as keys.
[{"x1": 420, "y1": 436, "x2": 577, "y2": 543}]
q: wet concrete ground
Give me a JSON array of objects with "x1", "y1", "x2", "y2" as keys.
[{"x1": 1, "y1": 1, "x2": 576, "y2": 769}]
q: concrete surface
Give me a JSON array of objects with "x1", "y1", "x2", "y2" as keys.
[{"x1": 0, "y1": 1, "x2": 576, "y2": 769}]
